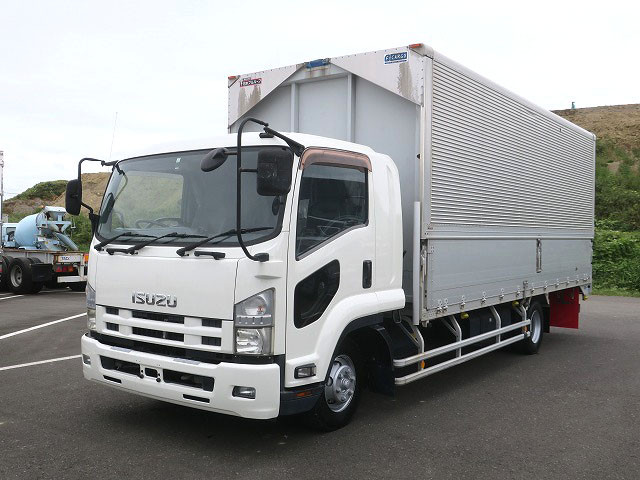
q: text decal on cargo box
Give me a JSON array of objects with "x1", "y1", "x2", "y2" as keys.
[
  {"x1": 384, "y1": 52, "x2": 408, "y2": 64},
  {"x1": 241, "y1": 77, "x2": 262, "y2": 87}
]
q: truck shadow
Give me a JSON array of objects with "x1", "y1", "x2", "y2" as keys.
[{"x1": 99, "y1": 332, "x2": 584, "y2": 454}]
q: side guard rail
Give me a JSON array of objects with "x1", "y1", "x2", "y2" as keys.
[{"x1": 394, "y1": 319, "x2": 531, "y2": 386}]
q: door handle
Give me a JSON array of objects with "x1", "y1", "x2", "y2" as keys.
[{"x1": 362, "y1": 260, "x2": 372, "y2": 289}]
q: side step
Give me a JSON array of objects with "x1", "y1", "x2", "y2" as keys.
[{"x1": 394, "y1": 319, "x2": 531, "y2": 386}]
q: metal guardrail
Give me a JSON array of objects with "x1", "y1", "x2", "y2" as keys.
[{"x1": 394, "y1": 319, "x2": 531, "y2": 385}]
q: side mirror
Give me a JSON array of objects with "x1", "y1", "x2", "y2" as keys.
[
  {"x1": 256, "y1": 148, "x2": 293, "y2": 196},
  {"x1": 65, "y1": 179, "x2": 82, "y2": 215},
  {"x1": 201, "y1": 148, "x2": 229, "y2": 172}
]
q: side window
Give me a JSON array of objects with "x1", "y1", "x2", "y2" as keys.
[
  {"x1": 295, "y1": 164, "x2": 368, "y2": 257},
  {"x1": 294, "y1": 260, "x2": 340, "y2": 328}
]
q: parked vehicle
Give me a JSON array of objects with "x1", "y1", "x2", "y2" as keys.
[
  {"x1": 0, "y1": 206, "x2": 88, "y2": 293},
  {"x1": 68, "y1": 44, "x2": 594, "y2": 430},
  {"x1": 0, "y1": 154, "x2": 87, "y2": 293}
]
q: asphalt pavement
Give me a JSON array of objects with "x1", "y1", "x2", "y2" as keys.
[{"x1": 0, "y1": 291, "x2": 638, "y2": 479}]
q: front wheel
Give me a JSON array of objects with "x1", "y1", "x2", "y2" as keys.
[
  {"x1": 304, "y1": 341, "x2": 362, "y2": 431},
  {"x1": 520, "y1": 301, "x2": 544, "y2": 354}
]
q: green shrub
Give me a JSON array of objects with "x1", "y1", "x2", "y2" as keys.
[
  {"x1": 69, "y1": 215, "x2": 93, "y2": 252},
  {"x1": 592, "y1": 225, "x2": 640, "y2": 293},
  {"x1": 594, "y1": 139, "x2": 640, "y2": 231}
]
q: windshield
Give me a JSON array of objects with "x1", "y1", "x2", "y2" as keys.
[{"x1": 96, "y1": 147, "x2": 288, "y2": 246}]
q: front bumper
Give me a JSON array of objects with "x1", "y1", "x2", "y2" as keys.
[{"x1": 81, "y1": 334, "x2": 281, "y2": 419}]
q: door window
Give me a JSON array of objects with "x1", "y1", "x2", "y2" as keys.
[
  {"x1": 295, "y1": 164, "x2": 368, "y2": 257},
  {"x1": 294, "y1": 260, "x2": 340, "y2": 328}
]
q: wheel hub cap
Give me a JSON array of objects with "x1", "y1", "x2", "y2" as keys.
[
  {"x1": 530, "y1": 309, "x2": 542, "y2": 343},
  {"x1": 11, "y1": 266, "x2": 22, "y2": 287},
  {"x1": 325, "y1": 354, "x2": 356, "y2": 413}
]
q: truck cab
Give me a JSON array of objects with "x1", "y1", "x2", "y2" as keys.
[
  {"x1": 80, "y1": 133, "x2": 405, "y2": 427},
  {"x1": 1, "y1": 222, "x2": 18, "y2": 247}
]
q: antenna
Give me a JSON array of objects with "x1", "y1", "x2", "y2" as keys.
[{"x1": 108, "y1": 112, "x2": 119, "y2": 161}]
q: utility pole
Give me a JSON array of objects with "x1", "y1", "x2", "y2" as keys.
[{"x1": 0, "y1": 150, "x2": 4, "y2": 232}]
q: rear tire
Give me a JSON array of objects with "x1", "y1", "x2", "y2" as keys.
[
  {"x1": 0, "y1": 256, "x2": 13, "y2": 291},
  {"x1": 68, "y1": 281, "x2": 87, "y2": 292},
  {"x1": 304, "y1": 340, "x2": 362, "y2": 431},
  {"x1": 8, "y1": 258, "x2": 34, "y2": 294},
  {"x1": 520, "y1": 301, "x2": 544, "y2": 354}
]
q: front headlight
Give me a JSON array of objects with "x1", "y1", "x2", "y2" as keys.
[
  {"x1": 234, "y1": 289, "x2": 274, "y2": 355},
  {"x1": 86, "y1": 283, "x2": 96, "y2": 331}
]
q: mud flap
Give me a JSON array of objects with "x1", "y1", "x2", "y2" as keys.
[
  {"x1": 549, "y1": 287, "x2": 580, "y2": 329},
  {"x1": 30, "y1": 263, "x2": 53, "y2": 283}
]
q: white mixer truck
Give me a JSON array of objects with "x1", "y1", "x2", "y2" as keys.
[
  {"x1": 67, "y1": 44, "x2": 594, "y2": 430},
  {"x1": 0, "y1": 152, "x2": 87, "y2": 294}
]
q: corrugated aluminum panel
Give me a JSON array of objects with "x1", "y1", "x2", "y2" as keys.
[
  {"x1": 430, "y1": 60, "x2": 595, "y2": 234},
  {"x1": 424, "y1": 58, "x2": 594, "y2": 320}
]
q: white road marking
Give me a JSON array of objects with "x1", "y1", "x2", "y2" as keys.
[
  {"x1": 0, "y1": 313, "x2": 86, "y2": 340},
  {"x1": 0, "y1": 355, "x2": 81, "y2": 372},
  {"x1": 38, "y1": 289, "x2": 86, "y2": 295},
  {"x1": 0, "y1": 295, "x2": 23, "y2": 301},
  {"x1": 0, "y1": 291, "x2": 84, "y2": 300}
]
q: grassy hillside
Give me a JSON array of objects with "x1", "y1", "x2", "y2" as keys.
[
  {"x1": 11, "y1": 180, "x2": 68, "y2": 202},
  {"x1": 555, "y1": 104, "x2": 640, "y2": 295},
  {"x1": 3, "y1": 173, "x2": 109, "y2": 221}
]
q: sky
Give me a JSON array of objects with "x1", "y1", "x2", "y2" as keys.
[{"x1": 1, "y1": 0, "x2": 638, "y2": 198}]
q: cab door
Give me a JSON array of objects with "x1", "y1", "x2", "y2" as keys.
[{"x1": 285, "y1": 148, "x2": 375, "y2": 387}]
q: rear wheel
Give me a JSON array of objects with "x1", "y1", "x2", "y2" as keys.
[
  {"x1": 8, "y1": 258, "x2": 34, "y2": 294},
  {"x1": 520, "y1": 301, "x2": 544, "y2": 354},
  {"x1": 304, "y1": 341, "x2": 362, "y2": 431},
  {"x1": 0, "y1": 256, "x2": 13, "y2": 291}
]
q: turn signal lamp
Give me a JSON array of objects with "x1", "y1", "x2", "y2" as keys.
[{"x1": 234, "y1": 289, "x2": 274, "y2": 355}]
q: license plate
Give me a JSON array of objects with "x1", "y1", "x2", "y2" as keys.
[{"x1": 56, "y1": 254, "x2": 82, "y2": 263}]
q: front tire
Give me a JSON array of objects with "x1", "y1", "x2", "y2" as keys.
[
  {"x1": 304, "y1": 341, "x2": 362, "y2": 431},
  {"x1": 520, "y1": 301, "x2": 544, "y2": 354}
]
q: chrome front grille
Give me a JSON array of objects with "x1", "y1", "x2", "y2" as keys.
[{"x1": 96, "y1": 305, "x2": 234, "y2": 353}]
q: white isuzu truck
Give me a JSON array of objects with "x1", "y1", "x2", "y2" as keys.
[{"x1": 69, "y1": 44, "x2": 594, "y2": 430}]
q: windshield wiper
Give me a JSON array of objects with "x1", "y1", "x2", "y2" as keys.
[
  {"x1": 105, "y1": 233, "x2": 207, "y2": 255},
  {"x1": 94, "y1": 232, "x2": 155, "y2": 251},
  {"x1": 176, "y1": 227, "x2": 273, "y2": 257}
]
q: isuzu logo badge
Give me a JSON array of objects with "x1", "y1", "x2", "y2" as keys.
[{"x1": 132, "y1": 292, "x2": 177, "y2": 308}]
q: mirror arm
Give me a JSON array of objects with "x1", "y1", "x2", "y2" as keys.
[
  {"x1": 77, "y1": 157, "x2": 106, "y2": 181},
  {"x1": 262, "y1": 126, "x2": 305, "y2": 157},
  {"x1": 72, "y1": 157, "x2": 107, "y2": 218},
  {"x1": 237, "y1": 117, "x2": 270, "y2": 262},
  {"x1": 81, "y1": 202, "x2": 94, "y2": 215}
]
